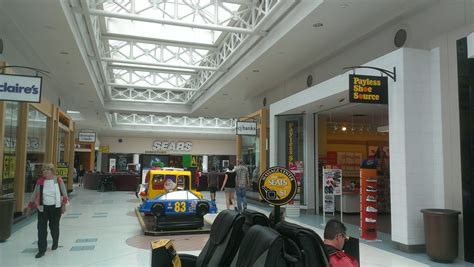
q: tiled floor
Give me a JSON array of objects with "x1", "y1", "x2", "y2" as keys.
[{"x1": 0, "y1": 186, "x2": 470, "y2": 266}]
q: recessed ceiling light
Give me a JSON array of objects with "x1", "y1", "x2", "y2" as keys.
[
  {"x1": 252, "y1": 69, "x2": 260, "y2": 73},
  {"x1": 338, "y1": 98, "x2": 345, "y2": 103},
  {"x1": 222, "y1": 93, "x2": 229, "y2": 96},
  {"x1": 60, "y1": 51, "x2": 69, "y2": 55},
  {"x1": 341, "y1": 4, "x2": 348, "y2": 8},
  {"x1": 312, "y1": 23, "x2": 324, "y2": 28},
  {"x1": 78, "y1": 82, "x2": 85, "y2": 85}
]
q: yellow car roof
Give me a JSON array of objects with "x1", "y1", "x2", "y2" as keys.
[{"x1": 148, "y1": 169, "x2": 191, "y2": 176}]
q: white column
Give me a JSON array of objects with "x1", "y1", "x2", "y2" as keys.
[
  {"x1": 389, "y1": 48, "x2": 445, "y2": 247},
  {"x1": 133, "y1": 153, "x2": 140, "y2": 164},
  {"x1": 269, "y1": 109, "x2": 278, "y2": 167},
  {"x1": 304, "y1": 113, "x2": 315, "y2": 212}
]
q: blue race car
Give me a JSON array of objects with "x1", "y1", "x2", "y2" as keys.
[{"x1": 139, "y1": 190, "x2": 217, "y2": 230}]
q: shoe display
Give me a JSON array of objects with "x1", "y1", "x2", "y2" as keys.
[
  {"x1": 366, "y1": 196, "x2": 377, "y2": 202},
  {"x1": 35, "y1": 252, "x2": 45, "y2": 258},
  {"x1": 366, "y1": 186, "x2": 377, "y2": 191},
  {"x1": 365, "y1": 218, "x2": 376, "y2": 223},
  {"x1": 366, "y1": 206, "x2": 378, "y2": 212}
]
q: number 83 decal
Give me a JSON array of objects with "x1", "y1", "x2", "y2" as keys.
[{"x1": 174, "y1": 201, "x2": 186, "y2": 212}]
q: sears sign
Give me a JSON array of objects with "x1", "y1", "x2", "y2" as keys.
[
  {"x1": 0, "y1": 74, "x2": 42, "y2": 103},
  {"x1": 152, "y1": 140, "x2": 192, "y2": 152}
]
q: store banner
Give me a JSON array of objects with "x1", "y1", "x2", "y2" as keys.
[
  {"x1": 286, "y1": 121, "x2": 298, "y2": 167},
  {"x1": 0, "y1": 74, "x2": 42, "y2": 103},
  {"x1": 236, "y1": 121, "x2": 257, "y2": 135},
  {"x1": 349, "y1": 74, "x2": 388, "y2": 104},
  {"x1": 79, "y1": 131, "x2": 96, "y2": 143},
  {"x1": 99, "y1": 145, "x2": 109, "y2": 153},
  {"x1": 56, "y1": 162, "x2": 69, "y2": 183}
]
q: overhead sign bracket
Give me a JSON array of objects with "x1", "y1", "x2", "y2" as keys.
[{"x1": 343, "y1": 66, "x2": 396, "y2": 82}]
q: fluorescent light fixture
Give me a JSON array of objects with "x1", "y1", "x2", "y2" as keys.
[
  {"x1": 67, "y1": 110, "x2": 81, "y2": 114},
  {"x1": 377, "y1": 125, "x2": 389, "y2": 132}
]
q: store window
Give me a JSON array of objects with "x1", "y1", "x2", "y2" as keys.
[
  {"x1": 2, "y1": 102, "x2": 19, "y2": 197},
  {"x1": 24, "y1": 107, "x2": 47, "y2": 207},
  {"x1": 57, "y1": 127, "x2": 66, "y2": 163},
  {"x1": 240, "y1": 133, "x2": 260, "y2": 192},
  {"x1": 276, "y1": 114, "x2": 305, "y2": 204}
]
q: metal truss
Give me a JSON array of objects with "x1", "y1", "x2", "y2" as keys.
[
  {"x1": 111, "y1": 87, "x2": 193, "y2": 103},
  {"x1": 113, "y1": 112, "x2": 236, "y2": 129},
  {"x1": 70, "y1": 0, "x2": 288, "y2": 105}
]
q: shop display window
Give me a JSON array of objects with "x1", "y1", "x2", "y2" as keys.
[
  {"x1": 240, "y1": 133, "x2": 260, "y2": 192},
  {"x1": 276, "y1": 114, "x2": 305, "y2": 204},
  {"x1": 2, "y1": 102, "x2": 19, "y2": 197},
  {"x1": 24, "y1": 107, "x2": 47, "y2": 208}
]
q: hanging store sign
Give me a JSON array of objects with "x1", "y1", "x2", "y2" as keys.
[
  {"x1": 78, "y1": 131, "x2": 96, "y2": 143},
  {"x1": 258, "y1": 166, "x2": 297, "y2": 206},
  {"x1": 0, "y1": 74, "x2": 42, "y2": 103},
  {"x1": 349, "y1": 74, "x2": 388, "y2": 104},
  {"x1": 236, "y1": 121, "x2": 257, "y2": 135},
  {"x1": 152, "y1": 140, "x2": 192, "y2": 152}
]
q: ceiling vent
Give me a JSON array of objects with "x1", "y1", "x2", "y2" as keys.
[{"x1": 394, "y1": 29, "x2": 407, "y2": 48}]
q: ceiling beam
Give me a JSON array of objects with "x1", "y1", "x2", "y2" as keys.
[
  {"x1": 102, "y1": 32, "x2": 217, "y2": 50},
  {"x1": 108, "y1": 64, "x2": 197, "y2": 75},
  {"x1": 108, "y1": 83, "x2": 197, "y2": 92},
  {"x1": 87, "y1": 9, "x2": 254, "y2": 35},
  {"x1": 101, "y1": 57, "x2": 219, "y2": 71}
]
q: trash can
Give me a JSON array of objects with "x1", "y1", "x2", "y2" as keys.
[
  {"x1": 0, "y1": 197, "x2": 15, "y2": 242},
  {"x1": 421, "y1": 209, "x2": 461, "y2": 262}
]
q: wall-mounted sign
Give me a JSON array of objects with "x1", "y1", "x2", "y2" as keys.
[
  {"x1": 349, "y1": 74, "x2": 388, "y2": 104},
  {"x1": 236, "y1": 121, "x2": 257, "y2": 135},
  {"x1": 258, "y1": 166, "x2": 297, "y2": 206},
  {"x1": 0, "y1": 74, "x2": 42, "y2": 103},
  {"x1": 99, "y1": 145, "x2": 109, "y2": 153},
  {"x1": 79, "y1": 131, "x2": 96, "y2": 143},
  {"x1": 152, "y1": 140, "x2": 192, "y2": 152}
]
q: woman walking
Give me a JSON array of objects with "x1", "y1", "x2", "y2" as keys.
[
  {"x1": 221, "y1": 164, "x2": 236, "y2": 210},
  {"x1": 27, "y1": 164, "x2": 68, "y2": 258}
]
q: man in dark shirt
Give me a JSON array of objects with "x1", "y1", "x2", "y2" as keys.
[
  {"x1": 323, "y1": 219, "x2": 358, "y2": 267},
  {"x1": 207, "y1": 167, "x2": 218, "y2": 203}
]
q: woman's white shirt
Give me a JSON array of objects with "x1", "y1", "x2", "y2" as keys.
[{"x1": 43, "y1": 179, "x2": 56, "y2": 205}]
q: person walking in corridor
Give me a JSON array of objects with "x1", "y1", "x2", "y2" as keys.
[
  {"x1": 27, "y1": 164, "x2": 69, "y2": 259},
  {"x1": 235, "y1": 159, "x2": 250, "y2": 213},
  {"x1": 221, "y1": 164, "x2": 236, "y2": 210}
]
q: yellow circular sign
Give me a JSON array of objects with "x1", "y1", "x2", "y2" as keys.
[{"x1": 258, "y1": 166, "x2": 297, "y2": 206}]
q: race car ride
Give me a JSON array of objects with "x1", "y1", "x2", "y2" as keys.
[{"x1": 139, "y1": 190, "x2": 217, "y2": 230}]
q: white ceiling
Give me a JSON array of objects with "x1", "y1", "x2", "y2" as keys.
[{"x1": 0, "y1": 0, "x2": 434, "y2": 139}]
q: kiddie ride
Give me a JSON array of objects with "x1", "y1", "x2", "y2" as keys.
[{"x1": 137, "y1": 168, "x2": 217, "y2": 234}]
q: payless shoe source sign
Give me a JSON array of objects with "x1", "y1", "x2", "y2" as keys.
[
  {"x1": 0, "y1": 74, "x2": 42, "y2": 103},
  {"x1": 349, "y1": 74, "x2": 387, "y2": 104}
]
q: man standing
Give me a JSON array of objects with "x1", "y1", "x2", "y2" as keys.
[
  {"x1": 235, "y1": 159, "x2": 249, "y2": 213},
  {"x1": 323, "y1": 219, "x2": 358, "y2": 267},
  {"x1": 207, "y1": 167, "x2": 218, "y2": 203}
]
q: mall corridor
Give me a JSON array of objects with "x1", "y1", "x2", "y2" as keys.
[{"x1": 0, "y1": 187, "x2": 468, "y2": 267}]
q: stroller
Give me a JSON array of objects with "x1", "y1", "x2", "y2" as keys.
[{"x1": 98, "y1": 175, "x2": 116, "y2": 192}]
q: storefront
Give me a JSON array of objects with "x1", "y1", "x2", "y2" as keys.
[
  {"x1": 269, "y1": 47, "x2": 459, "y2": 252},
  {"x1": 236, "y1": 109, "x2": 269, "y2": 194},
  {"x1": 0, "y1": 64, "x2": 76, "y2": 214}
]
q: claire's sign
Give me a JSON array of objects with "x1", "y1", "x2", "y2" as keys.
[
  {"x1": 0, "y1": 74, "x2": 42, "y2": 103},
  {"x1": 258, "y1": 166, "x2": 297, "y2": 206},
  {"x1": 349, "y1": 74, "x2": 388, "y2": 104}
]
